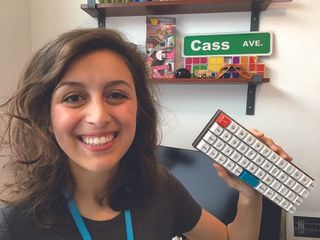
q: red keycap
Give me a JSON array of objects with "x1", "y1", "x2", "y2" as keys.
[{"x1": 216, "y1": 113, "x2": 231, "y2": 128}]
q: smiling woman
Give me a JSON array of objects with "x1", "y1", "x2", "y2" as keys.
[
  {"x1": 50, "y1": 50, "x2": 138, "y2": 177},
  {"x1": 0, "y1": 28, "x2": 292, "y2": 240}
]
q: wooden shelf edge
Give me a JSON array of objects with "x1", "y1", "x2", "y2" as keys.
[
  {"x1": 81, "y1": 0, "x2": 273, "y2": 18},
  {"x1": 150, "y1": 77, "x2": 270, "y2": 84}
]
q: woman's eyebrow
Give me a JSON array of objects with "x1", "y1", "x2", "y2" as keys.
[
  {"x1": 104, "y1": 80, "x2": 133, "y2": 90},
  {"x1": 54, "y1": 81, "x2": 85, "y2": 91},
  {"x1": 54, "y1": 79, "x2": 133, "y2": 91}
]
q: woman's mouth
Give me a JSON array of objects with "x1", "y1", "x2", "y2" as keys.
[{"x1": 79, "y1": 133, "x2": 116, "y2": 146}]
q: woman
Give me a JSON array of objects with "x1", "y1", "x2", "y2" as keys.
[{"x1": 0, "y1": 28, "x2": 292, "y2": 240}]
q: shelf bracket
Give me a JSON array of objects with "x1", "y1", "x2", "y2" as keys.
[
  {"x1": 246, "y1": 1, "x2": 262, "y2": 115},
  {"x1": 246, "y1": 75, "x2": 262, "y2": 115},
  {"x1": 87, "y1": 0, "x2": 106, "y2": 28}
]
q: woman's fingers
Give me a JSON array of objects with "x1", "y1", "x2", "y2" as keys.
[
  {"x1": 213, "y1": 163, "x2": 258, "y2": 197},
  {"x1": 250, "y1": 129, "x2": 293, "y2": 161},
  {"x1": 250, "y1": 128, "x2": 264, "y2": 138},
  {"x1": 213, "y1": 163, "x2": 239, "y2": 189}
]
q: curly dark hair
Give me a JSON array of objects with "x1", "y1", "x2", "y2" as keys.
[{"x1": 0, "y1": 28, "x2": 159, "y2": 226}]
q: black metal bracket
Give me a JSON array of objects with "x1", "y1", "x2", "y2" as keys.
[
  {"x1": 246, "y1": 1, "x2": 263, "y2": 115},
  {"x1": 246, "y1": 75, "x2": 262, "y2": 114},
  {"x1": 87, "y1": 0, "x2": 106, "y2": 28}
]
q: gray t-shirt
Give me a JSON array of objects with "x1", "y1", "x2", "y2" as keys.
[{"x1": 0, "y1": 167, "x2": 202, "y2": 240}]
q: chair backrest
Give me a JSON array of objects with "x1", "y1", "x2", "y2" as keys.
[{"x1": 156, "y1": 145, "x2": 281, "y2": 240}]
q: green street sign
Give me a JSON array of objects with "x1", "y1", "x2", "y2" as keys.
[{"x1": 182, "y1": 32, "x2": 272, "y2": 57}]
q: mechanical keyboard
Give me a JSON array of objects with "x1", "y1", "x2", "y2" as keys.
[{"x1": 192, "y1": 109, "x2": 315, "y2": 213}]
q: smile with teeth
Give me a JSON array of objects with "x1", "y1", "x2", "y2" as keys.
[{"x1": 81, "y1": 133, "x2": 115, "y2": 146}]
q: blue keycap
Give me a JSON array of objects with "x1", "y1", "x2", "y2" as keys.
[{"x1": 239, "y1": 170, "x2": 260, "y2": 188}]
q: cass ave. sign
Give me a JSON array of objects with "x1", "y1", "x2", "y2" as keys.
[{"x1": 182, "y1": 32, "x2": 272, "y2": 57}]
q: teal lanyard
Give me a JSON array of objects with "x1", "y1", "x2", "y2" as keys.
[{"x1": 63, "y1": 189, "x2": 134, "y2": 240}]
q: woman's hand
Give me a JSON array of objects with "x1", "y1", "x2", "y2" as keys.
[{"x1": 213, "y1": 129, "x2": 293, "y2": 199}]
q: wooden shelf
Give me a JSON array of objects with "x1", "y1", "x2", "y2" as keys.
[
  {"x1": 151, "y1": 77, "x2": 270, "y2": 84},
  {"x1": 80, "y1": 0, "x2": 291, "y2": 115},
  {"x1": 81, "y1": 0, "x2": 273, "y2": 18}
]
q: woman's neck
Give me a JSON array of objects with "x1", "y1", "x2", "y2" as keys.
[{"x1": 69, "y1": 163, "x2": 120, "y2": 221}]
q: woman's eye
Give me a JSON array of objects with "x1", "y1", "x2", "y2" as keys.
[
  {"x1": 108, "y1": 92, "x2": 128, "y2": 100},
  {"x1": 63, "y1": 94, "x2": 83, "y2": 103}
]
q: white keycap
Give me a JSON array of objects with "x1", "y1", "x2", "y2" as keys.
[
  {"x1": 255, "y1": 168, "x2": 266, "y2": 180},
  {"x1": 237, "y1": 142, "x2": 249, "y2": 154},
  {"x1": 221, "y1": 145, "x2": 234, "y2": 156},
  {"x1": 293, "y1": 182, "x2": 304, "y2": 195},
  {"x1": 288, "y1": 205, "x2": 297, "y2": 214},
  {"x1": 309, "y1": 181, "x2": 316, "y2": 190},
  {"x1": 292, "y1": 169, "x2": 304, "y2": 181},
  {"x1": 220, "y1": 130, "x2": 232, "y2": 142},
  {"x1": 224, "y1": 159, "x2": 236, "y2": 172},
  {"x1": 273, "y1": 194, "x2": 283, "y2": 204},
  {"x1": 229, "y1": 136, "x2": 241, "y2": 148},
  {"x1": 285, "y1": 177, "x2": 296, "y2": 188},
  {"x1": 197, "y1": 140, "x2": 211, "y2": 153},
  {"x1": 213, "y1": 139, "x2": 225, "y2": 150},
  {"x1": 252, "y1": 154, "x2": 265, "y2": 166},
  {"x1": 244, "y1": 134, "x2": 256, "y2": 146},
  {"x1": 230, "y1": 151, "x2": 242, "y2": 162},
  {"x1": 292, "y1": 196, "x2": 303, "y2": 206},
  {"x1": 227, "y1": 122, "x2": 239, "y2": 133},
  {"x1": 238, "y1": 156, "x2": 250, "y2": 168},
  {"x1": 278, "y1": 171, "x2": 289, "y2": 183},
  {"x1": 265, "y1": 188, "x2": 276, "y2": 199},
  {"x1": 283, "y1": 164, "x2": 296, "y2": 175},
  {"x1": 247, "y1": 162, "x2": 258, "y2": 174},
  {"x1": 261, "y1": 160, "x2": 273, "y2": 171},
  {"x1": 235, "y1": 127, "x2": 248, "y2": 139},
  {"x1": 203, "y1": 132, "x2": 217, "y2": 144},
  {"x1": 268, "y1": 152, "x2": 280, "y2": 163},
  {"x1": 252, "y1": 140, "x2": 264, "y2": 151},
  {"x1": 271, "y1": 179, "x2": 282, "y2": 191},
  {"x1": 216, "y1": 153, "x2": 227, "y2": 165},
  {"x1": 300, "y1": 175, "x2": 313, "y2": 188},
  {"x1": 300, "y1": 189, "x2": 310, "y2": 198},
  {"x1": 256, "y1": 182, "x2": 268, "y2": 193},
  {"x1": 286, "y1": 191, "x2": 297, "y2": 202},
  {"x1": 279, "y1": 185, "x2": 289, "y2": 196},
  {"x1": 210, "y1": 122, "x2": 223, "y2": 136},
  {"x1": 244, "y1": 148, "x2": 257, "y2": 160},
  {"x1": 263, "y1": 174, "x2": 274, "y2": 185},
  {"x1": 276, "y1": 158, "x2": 288, "y2": 169},
  {"x1": 270, "y1": 165, "x2": 281, "y2": 177},
  {"x1": 231, "y1": 165, "x2": 243, "y2": 176},
  {"x1": 208, "y1": 148, "x2": 219, "y2": 159},
  {"x1": 280, "y1": 199, "x2": 292, "y2": 210},
  {"x1": 260, "y1": 146, "x2": 272, "y2": 158}
]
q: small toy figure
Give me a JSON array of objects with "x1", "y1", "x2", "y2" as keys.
[{"x1": 194, "y1": 69, "x2": 212, "y2": 79}]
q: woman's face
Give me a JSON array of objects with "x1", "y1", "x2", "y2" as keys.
[{"x1": 50, "y1": 50, "x2": 137, "y2": 177}]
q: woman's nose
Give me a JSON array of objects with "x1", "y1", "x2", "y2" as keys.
[{"x1": 85, "y1": 98, "x2": 111, "y2": 128}]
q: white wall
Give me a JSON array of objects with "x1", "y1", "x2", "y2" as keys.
[
  {"x1": 0, "y1": 1, "x2": 31, "y2": 183},
  {"x1": 30, "y1": 0, "x2": 97, "y2": 50},
  {"x1": 0, "y1": 1, "x2": 31, "y2": 99},
  {"x1": 3, "y1": 0, "x2": 320, "y2": 214}
]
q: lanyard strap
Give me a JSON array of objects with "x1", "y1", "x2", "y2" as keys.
[
  {"x1": 124, "y1": 209, "x2": 134, "y2": 240},
  {"x1": 63, "y1": 189, "x2": 134, "y2": 240}
]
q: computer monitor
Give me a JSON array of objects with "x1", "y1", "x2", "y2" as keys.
[{"x1": 156, "y1": 145, "x2": 281, "y2": 240}]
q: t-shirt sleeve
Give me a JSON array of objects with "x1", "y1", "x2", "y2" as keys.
[
  {"x1": 164, "y1": 168, "x2": 202, "y2": 236},
  {"x1": 0, "y1": 207, "x2": 13, "y2": 240}
]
